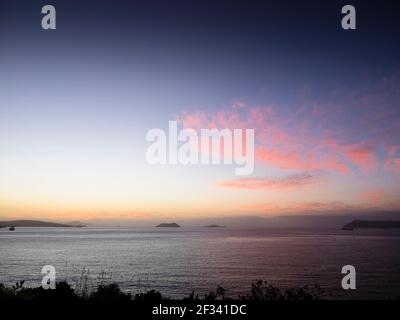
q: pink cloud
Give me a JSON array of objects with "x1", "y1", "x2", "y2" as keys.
[
  {"x1": 177, "y1": 103, "x2": 383, "y2": 174},
  {"x1": 343, "y1": 144, "x2": 377, "y2": 173},
  {"x1": 359, "y1": 189, "x2": 385, "y2": 205},
  {"x1": 383, "y1": 144, "x2": 400, "y2": 174},
  {"x1": 385, "y1": 156, "x2": 400, "y2": 174},
  {"x1": 217, "y1": 173, "x2": 318, "y2": 191},
  {"x1": 387, "y1": 145, "x2": 399, "y2": 156},
  {"x1": 242, "y1": 201, "x2": 372, "y2": 214},
  {"x1": 177, "y1": 71, "x2": 400, "y2": 176}
]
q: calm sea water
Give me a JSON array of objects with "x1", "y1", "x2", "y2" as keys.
[{"x1": 1, "y1": 227, "x2": 399, "y2": 299}]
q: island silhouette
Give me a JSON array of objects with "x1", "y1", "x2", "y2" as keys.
[
  {"x1": 204, "y1": 224, "x2": 225, "y2": 228},
  {"x1": 155, "y1": 222, "x2": 181, "y2": 228},
  {"x1": 342, "y1": 220, "x2": 400, "y2": 230},
  {"x1": 0, "y1": 220, "x2": 85, "y2": 228}
]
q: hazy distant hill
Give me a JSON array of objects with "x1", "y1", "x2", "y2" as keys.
[
  {"x1": 0, "y1": 220, "x2": 85, "y2": 228},
  {"x1": 155, "y1": 222, "x2": 181, "y2": 228},
  {"x1": 343, "y1": 220, "x2": 400, "y2": 230},
  {"x1": 204, "y1": 224, "x2": 225, "y2": 228},
  {"x1": 67, "y1": 220, "x2": 87, "y2": 227}
]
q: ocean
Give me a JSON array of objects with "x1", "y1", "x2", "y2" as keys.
[{"x1": 1, "y1": 227, "x2": 399, "y2": 299}]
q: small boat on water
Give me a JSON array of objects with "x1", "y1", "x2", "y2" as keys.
[{"x1": 9, "y1": 226, "x2": 15, "y2": 231}]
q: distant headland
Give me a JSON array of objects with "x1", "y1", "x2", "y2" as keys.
[
  {"x1": 342, "y1": 220, "x2": 400, "y2": 230},
  {"x1": 0, "y1": 220, "x2": 86, "y2": 228},
  {"x1": 155, "y1": 222, "x2": 181, "y2": 228},
  {"x1": 204, "y1": 224, "x2": 225, "y2": 228}
]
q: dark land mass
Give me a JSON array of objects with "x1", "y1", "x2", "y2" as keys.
[
  {"x1": 342, "y1": 220, "x2": 400, "y2": 230},
  {"x1": 0, "y1": 220, "x2": 86, "y2": 228},
  {"x1": 155, "y1": 222, "x2": 181, "y2": 228},
  {"x1": 204, "y1": 224, "x2": 225, "y2": 228}
]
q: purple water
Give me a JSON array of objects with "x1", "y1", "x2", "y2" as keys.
[{"x1": 1, "y1": 227, "x2": 399, "y2": 299}]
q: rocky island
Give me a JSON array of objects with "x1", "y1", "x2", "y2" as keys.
[{"x1": 155, "y1": 222, "x2": 181, "y2": 228}]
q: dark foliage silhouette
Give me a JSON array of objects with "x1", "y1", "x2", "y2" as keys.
[
  {"x1": 0, "y1": 279, "x2": 322, "y2": 301},
  {"x1": 89, "y1": 283, "x2": 131, "y2": 301},
  {"x1": 240, "y1": 280, "x2": 321, "y2": 301}
]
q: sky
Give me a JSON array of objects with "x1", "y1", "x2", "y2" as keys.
[{"x1": 0, "y1": 0, "x2": 399, "y2": 223}]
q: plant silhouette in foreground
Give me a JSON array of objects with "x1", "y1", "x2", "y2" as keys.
[
  {"x1": 0, "y1": 279, "x2": 322, "y2": 301},
  {"x1": 89, "y1": 283, "x2": 131, "y2": 301},
  {"x1": 241, "y1": 280, "x2": 321, "y2": 301}
]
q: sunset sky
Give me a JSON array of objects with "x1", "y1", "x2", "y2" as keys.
[{"x1": 0, "y1": 0, "x2": 399, "y2": 222}]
